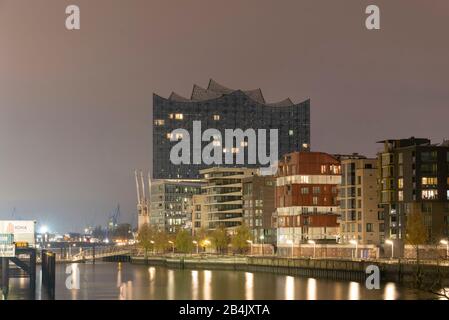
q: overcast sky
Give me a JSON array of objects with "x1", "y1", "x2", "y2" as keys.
[{"x1": 0, "y1": 0, "x2": 448, "y2": 232}]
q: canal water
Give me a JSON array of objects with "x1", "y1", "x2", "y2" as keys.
[{"x1": 7, "y1": 262, "x2": 440, "y2": 300}]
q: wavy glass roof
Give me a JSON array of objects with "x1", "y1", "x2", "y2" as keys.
[{"x1": 166, "y1": 79, "x2": 300, "y2": 107}]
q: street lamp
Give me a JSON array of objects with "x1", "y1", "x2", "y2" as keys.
[
  {"x1": 150, "y1": 240, "x2": 155, "y2": 254},
  {"x1": 246, "y1": 240, "x2": 253, "y2": 255},
  {"x1": 192, "y1": 240, "x2": 199, "y2": 254},
  {"x1": 259, "y1": 235, "x2": 265, "y2": 256},
  {"x1": 308, "y1": 240, "x2": 316, "y2": 258},
  {"x1": 286, "y1": 240, "x2": 294, "y2": 258},
  {"x1": 349, "y1": 240, "x2": 358, "y2": 259},
  {"x1": 440, "y1": 239, "x2": 449, "y2": 259},
  {"x1": 168, "y1": 240, "x2": 175, "y2": 254},
  {"x1": 385, "y1": 239, "x2": 394, "y2": 259}
]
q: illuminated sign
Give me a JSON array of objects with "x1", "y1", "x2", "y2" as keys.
[{"x1": 0, "y1": 221, "x2": 36, "y2": 246}]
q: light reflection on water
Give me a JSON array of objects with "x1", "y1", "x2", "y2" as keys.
[{"x1": 5, "y1": 262, "x2": 443, "y2": 300}]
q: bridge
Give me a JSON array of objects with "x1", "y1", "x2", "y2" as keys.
[{"x1": 71, "y1": 245, "x2": 134, "y2": 262}]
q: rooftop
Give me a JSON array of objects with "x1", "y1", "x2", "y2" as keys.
[{"x1": 164, "y1": 79, "x2": 302, "y2": 107}]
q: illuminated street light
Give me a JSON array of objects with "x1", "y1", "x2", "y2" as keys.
[
  {"x1": 246, "y1": 240, "x2": 253, "y2": 255},
  {"x1": 259, "y1": 235, "x2": 265, "y2": 256},
  {"x1": 192, "y1": 240, "x2": 199, "y2": 254},
  {"x1": 385, "y1": 239, "x2": 394, "y2": 259},
  {"x1": 440, "y1": 239, "x2": 449, "y2": 259},
  {"x1": 308, "y1": 240, "x2": 316, "y2": 258},
  {"x1": 349, "y1": 240, "x2": 358, "y2": 259},
  {"x1": 168, "y1": 240, "x2": 175, "y2": 254}
]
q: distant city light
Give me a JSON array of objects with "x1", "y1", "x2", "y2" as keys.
[{"x1": 39, "y1": 225, "x2": 49, "y2": 234}]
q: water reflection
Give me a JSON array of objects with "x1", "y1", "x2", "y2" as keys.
[
  {"x1": 167, "y1": 270, "x2": 175, "y2": 300},
  {"x1": 307, "y1": 278, "x2": 317, "y2": 300},
  {"x1": 245, "y1": 272, "x2": 254, "y2": 300},
  {"x1": 384, "y1": 283, "x2": 397, "y2": 300},
  {"x1": 191, "y1": 270, "x2": 199, "y2": 300},
  {"x1": 203, "y1": 270, "x2": 212, "y2": 300},
  {"x1": 6, "y1": 262, "x2": 440, "y2": 300},
  {"x1": 348, "y1": 282, "x2": 360, "y2": 300}
]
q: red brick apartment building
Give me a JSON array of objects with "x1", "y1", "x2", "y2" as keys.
[{"x1": 274, "y1": 152, "x2": 342, "y2": 245}]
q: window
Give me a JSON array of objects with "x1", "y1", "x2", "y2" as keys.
[
  {"x1": 357, "y1": 176, "x2": 362, "y2": 185},
  {"x1": 301, "y1": 187, "x2": 309, "y2": 195},
  {"x1": 366, "y1": 223, "x2": 373, "y2": 232},
  {"x1": 313, "y1": 197, "x2": 318, "y2": 205},
  {"x1": 321, "y1": 165, "x2": 327, "y2": 174},
  {"x1": 154, "y1": 119, "x2": 165, "y2": 126},
  {"x1": 398, "y1": 178, "x2": 404, "y2": 189},
  {"x1": 422, "y1": 177, "x2": 438, "y2": 186},
  {"x1": 447, "y1": 190, "x2": 449, "y2": 201},
  {"x1": 213, "y1": 114, "x2": 220, "y2": 121},
  {"x1": 421, "y1": 163, "x2": 437, "y2": 175},
  {"x1": 313, "y1": 186, "x2": 320, "y2": 194},
  {"x1": 379, "y1": 223, "x2": 385, "y2": 232},
  {"x1": 288, "y1": 130, "x2": 294, "y2": 136},
  {"x1": 422, "y1": 189, "x2": 438, "y2": 200},
  {"x1": 421, "y1": 151, "x2": 437, "y2": 162},
  {"x1": 398, "y1": 153, "x2": 403, "y2": 164},
  {"x1": 398, "y1": 191, "x2": 404, "y2": 201},
  {"x1": 330, "y1": 165, "x2": 341, "y2": 174},
  {"x1": 174, "y1": 113, "x2": 184, "y2": 120}
]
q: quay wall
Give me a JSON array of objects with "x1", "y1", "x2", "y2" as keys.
[{"x1": 131, "y1": 256, "x2": 449, "y2": 286}]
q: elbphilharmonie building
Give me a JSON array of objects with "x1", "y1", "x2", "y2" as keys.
[{"x1": 152, "y1": 79, "x2": 310, "y2": 179}]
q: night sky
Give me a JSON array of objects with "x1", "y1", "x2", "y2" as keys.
[{"x1": 0, "y1": 0, "x2": 448, "y2": 232}]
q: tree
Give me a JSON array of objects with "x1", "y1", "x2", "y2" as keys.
[
  {"x1": 175, "y1": 229, "x2": 193, "y2": 254},
  {"x1": 210, "y1": 226, "x2": 229, "y2": 255},
  {"x1": 137, "y1": 223, "x2": 154, "y2": 258},
  {"x1": 231, "y1": 224, "x2": 252, "y2": 254},
  {"x1": 194, "y1": 228, "x2": 209, "y2": 243},
  {"x1": 406, "y1": 212, "x2": 427, "y2": 288},
  {"x1": 153, "y1": 229, "x2": 169, "y2": 253},
  {"x1": 406, "y1": 212, "x2": 428, "y2": 262}
]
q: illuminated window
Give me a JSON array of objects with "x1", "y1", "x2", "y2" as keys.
[
  {"x1": 302, "y1": 143, "x2": 309, "y2": 149},
  {"x1": 213, "y1": 115, "x2": 220, "y2": 121},
  {"x1": 166, "y1": 133, "x2": 172, "y2": 139},
  {"x1": 169, "y1": 114, "x2": 174, "y2": 119},
  {"x1": 240, "y1": 141, "x2": 248, "y2": 147},
  {"x1": 231, "y1": 148, "x2": 239, "y2": 154},
  {"x1": 154, "y1": 119, "x2": 165, "y2": 126},
  {"x1": 288, "y1": 130, "x2": 294, "y2": 136},
  {"x1": 447, "y1": 190, "x2": 449, "y2": 200},
  {"x1": 422, "y1": 189, "x2": 438, "y2": 200},
  {"x1": 330, "y1": 165, "x2": 341, "y2": 174},
  {"x1": 174, "y1": 113, "x2": 184, "y2": 120},
  {"x1": 422, "y1": 177, "x2": 438, "y2": 186},
  {"x1": 398, "y1": 191, "x2": 404, "y2": 201},
  {"x1": 398, "y1": 178, "x2": 403, "y2": 189},
  {"x1": 321, "y1": 165, "x2": 327, "y2": 174}
]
